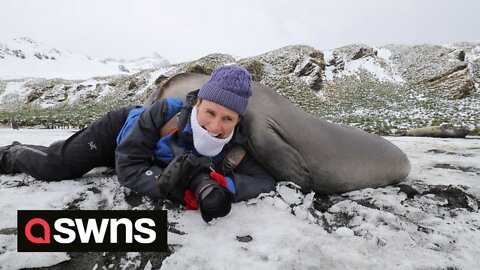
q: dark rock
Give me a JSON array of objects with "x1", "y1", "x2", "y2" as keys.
[
  {"x1": 236, "y1": 235, "x2": 253, "y2": 243},
  {"x1": 458, "y1": 50, "x2": 466, "y2": 61},
  {"x1": 351, "y1": 47, "x2": 377, "y2": 60},
  {"x1": 293, "y1": 55, "x2": 324, "y2": 91},
  {"x1": 118, "y1": 64, "x2": 130, "y2": 73},
  {"x1": 397, "y1": 184, "x2": 421, "y2": 199},
  {"x1": 433, "y1": 163, "x2": 480, "y2": 174},
  {"x1": 154, "y1": 74, "x2": 169, "y2": 86},
  {"x1": 242, "y1": 60, "x2": 264, "y2": 82},
  {"x1": 422, "y1": 185, "x2": 478, "y2": 211},
  {"x1": 185, "y1": 64, "x2": 212, "y2": 75},
  {"x1": 128, "y1": 80, "x2": 137, "y2": 90},
  {"x1": 0, "y1": 227, "x2": 17, "y2": 235},
  {"x1": 12, "y1": 49, "x2": 25, "y2": 59}
]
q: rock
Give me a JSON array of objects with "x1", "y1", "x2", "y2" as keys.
[
  {"x1": 293, "y1": 55, "x2": 324, "y2": 91},
  {"x1": 241, "y1": 59, "x2": 264, "y2": 82},
  {"x1": 415, "y1": 62, "x2": 475, "y2": 99},
  {"x1": 118, "y1": 64, "x2": 130, "y2": 73},
  {"x1": 236, "y1": 235, "x2": 253, "y2": 243},
  {"x1": 352, "y1": 47, "x2": 377, "y2": 60},
  {"x1": 328, "y1": 52, "x2": 345, "y2": 73},
  {"x1": 185, "y1": 64, "x2": 212, "y2": 75}
]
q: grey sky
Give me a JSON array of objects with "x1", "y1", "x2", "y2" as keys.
[{"x1": 0, "y1": 0, "x2": 478, "y2": 63}]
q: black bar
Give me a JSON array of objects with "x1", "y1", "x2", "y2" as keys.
[{"x1": 17, "y1": 210, "x2": 167, "y2": 252}]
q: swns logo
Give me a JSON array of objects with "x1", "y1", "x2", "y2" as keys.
[{"x1": 18, "y1": 210, "x2": 167, "y2": 252}]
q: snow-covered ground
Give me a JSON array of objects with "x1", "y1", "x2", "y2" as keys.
[{"x1": 0, "y1": 129, "x2": 479, "y2": 270}]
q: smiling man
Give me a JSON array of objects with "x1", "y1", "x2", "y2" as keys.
[
  {"x1": 115, "y1": 64, "x2": 276, "y2": 222},
  {"x1": 0, "y1": 64, "x2": 276, "y2": 223}
]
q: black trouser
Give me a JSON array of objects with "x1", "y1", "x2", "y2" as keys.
[{"x1": 0, "y1": 106, "x2": 135, "y2": 181}]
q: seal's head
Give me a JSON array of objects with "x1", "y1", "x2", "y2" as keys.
[{"x1": 198, "y1": 64, "x2": 252, "y2": 116}]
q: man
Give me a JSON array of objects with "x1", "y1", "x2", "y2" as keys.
[{"x1": 0, "y1": 64, "x2": 276, "y2": 222}]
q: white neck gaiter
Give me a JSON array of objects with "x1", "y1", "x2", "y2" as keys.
[{"x1": 190, "y1": 105, "x2": 234, "y2": 157}]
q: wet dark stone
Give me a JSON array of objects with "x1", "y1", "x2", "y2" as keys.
[
  {"x1": 423, "y1": 185, "x2": 477, "y2": 211},
  {"x1": 397, "y1": 184, "x2": 421, "y2": 199},
  {"x1": 236, "y1": 235, "x2": 253, "y2": 243}
]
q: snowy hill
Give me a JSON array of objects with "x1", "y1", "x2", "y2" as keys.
[
  {"x1": 0, "y1": 37, "x2": 170, "y2": 80},
  {"x1": 0, "y1": 41, "x2": 479, "y2": 135}
]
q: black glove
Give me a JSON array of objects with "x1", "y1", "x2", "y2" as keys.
[
  {"x1": 156, "y1": 153, "x2": 212, "y2": 200},
  {"x1": 191, "y1": 173, "x2": 234, "y2": 223}
]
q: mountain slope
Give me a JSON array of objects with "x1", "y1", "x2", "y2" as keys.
[
  {"x1": 0, "y1": 40, "x2": 479, "y2": 134},
  {"x1": 0, "y1": 37, "x2": 170, "y2": 80}
]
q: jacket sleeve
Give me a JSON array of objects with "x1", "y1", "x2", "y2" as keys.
[
  {"x1": 115, "y1": 100, "x2": 169, "y2": 199},
  {"x1": 230, "y1": 154, "x2": 277, "y2": 202}
]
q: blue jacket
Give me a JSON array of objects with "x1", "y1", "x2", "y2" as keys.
[{"x1": 114, "y1": 97, "x2": 276, "y2": 202}]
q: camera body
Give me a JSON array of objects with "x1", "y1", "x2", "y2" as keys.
[{"x1": 156, "y1": 153, "x2": 233, "y2": 222}]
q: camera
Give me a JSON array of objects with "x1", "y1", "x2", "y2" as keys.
[{"x1": 191, "y1": 173, "x2": 233, "y2": 223}]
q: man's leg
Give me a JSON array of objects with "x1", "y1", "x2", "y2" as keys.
[
  {"x1": 0, "y1": 143, "x2": 71, "y2": 180},
  {"x1": 0, "y1": 106, "x2": 134, "y2": 181}
]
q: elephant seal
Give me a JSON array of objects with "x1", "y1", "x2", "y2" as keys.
[
  {"x1": 145, "y1": 72, "x2": 411, "y2": 195},
  {"x1": 405, "y1": 124, "x2": 469, "y2": 138}
]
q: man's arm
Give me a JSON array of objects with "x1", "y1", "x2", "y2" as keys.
[
  {"x1": 115, "y1": 99, "x2": 170, "y2": 199},
  {"x1": 230, "y1": 154, "x2": 277, "y2": 202}
]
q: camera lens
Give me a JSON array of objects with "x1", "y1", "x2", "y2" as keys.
[{"x1": 199, "y1": 186, "x2": 232, "y2": 222}]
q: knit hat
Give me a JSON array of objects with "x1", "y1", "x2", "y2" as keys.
[{"x1": 198, "y1": 64, "x2": 252, "y2": 116}]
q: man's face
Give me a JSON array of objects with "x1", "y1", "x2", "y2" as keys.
[{"x1": 195, "y1": 99, "x2": 240, "y2": 139}]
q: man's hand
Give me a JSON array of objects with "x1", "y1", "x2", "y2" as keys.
[{"x1": 156, "y1": 153, "x2": 212, "y2": 198}]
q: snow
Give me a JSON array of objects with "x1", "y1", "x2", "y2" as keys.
[
  {"x1": 0, "y1": 65, "x2": 172, "y2": 110},
  {"x1": 343, "y1": 56, "x2": 403, "y2": 83},
  {"x1": 376, "y1": 47, "x2": 405, "y2": 83},
  {"x1": 0, "y1": 81, "x2": 29, "y2": 108},
  {"x1": 134, "y1": 67, "x2": 173, "y2": 98},
  {"x1": 0, "y1": 129, "x2": 479, "y2": 270},
  {"x1": 323, "y1": 47, "x2": 405, "y2": 83},
  {"x1": 0, "y1": 37, "x2": 170, "y2": 80},
  {"x1": 323, "y1": 50, "x2": 335, "y2": 81}
]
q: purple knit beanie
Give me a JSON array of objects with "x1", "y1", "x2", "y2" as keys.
[{"x1": 198, "y1": 64, "x2": 252, "y2": 116}]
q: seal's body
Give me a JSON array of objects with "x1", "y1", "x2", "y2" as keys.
[{"x1": 146, "y1": 73, "x2": 411, "y2": 194}]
